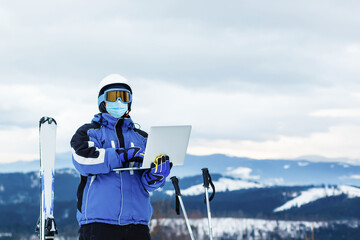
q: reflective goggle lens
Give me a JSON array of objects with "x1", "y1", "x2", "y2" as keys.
[{"x1": 105, "y1": 90, "x2": 131, "y2": 103}]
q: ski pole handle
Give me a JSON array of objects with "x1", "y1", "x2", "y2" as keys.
[
  {"x1": 171, "y1": 176, "x2": 181, "y2": 196},
  {"x1": 202, "y1": 168, "x2": 210, "y2": 188}
]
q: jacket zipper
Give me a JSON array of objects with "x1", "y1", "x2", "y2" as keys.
[
  {"x1": 118, "y1": 172, "x2": 124, "y2": 225},
  {"x1": 85, "y1": 175, "x2": 96, "y2": 224},
  {"x1": 115, "y1": 118, "x2": 125, "y2": 148},
  {"x1": 115, "y1": 118, "x2": 125, "y2": 225}
]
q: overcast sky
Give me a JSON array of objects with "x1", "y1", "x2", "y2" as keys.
[{"x1": 1, "y1": 0, "x2": 360, "y2": 164}]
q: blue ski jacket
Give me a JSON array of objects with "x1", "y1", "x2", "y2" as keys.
[{"x1": 71, "y1": 113, "x2": 165, "y2": 226}]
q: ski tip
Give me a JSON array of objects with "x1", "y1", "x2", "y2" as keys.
[{"x1": 39, "y1": 117, "x2": 57, "y2": 126}]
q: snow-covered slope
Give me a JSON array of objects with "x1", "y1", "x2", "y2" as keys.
[
  {"x1": 165, "y1": 177, "x2": 263, "y2": 196},
  {"x1": 151, "y1": 217, "x2": 359, "y2": 240},
  {"x1": 274, "y1": 185, "x2": 360, "y2": 212}
]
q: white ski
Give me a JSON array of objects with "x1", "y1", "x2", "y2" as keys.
[{"x1": 36, "y1": 116, "x2": 58, "y2": 240}]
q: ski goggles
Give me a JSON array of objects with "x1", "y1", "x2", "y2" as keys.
[{"x1": 98, "y1": 88, "x2": 132, "y2": 105}]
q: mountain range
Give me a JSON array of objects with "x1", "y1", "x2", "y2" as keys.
[
  {"x1": 1, "y1": 169, "x2": 360, "y2": 239},
  {"x1": 1, "y1": 153, "x2": 360, "y2": 239},
  {"x1": 1, "y1": 152, "x2": 360, "y2": 186},
  {"x1": 1, "y1": 170, "x2": 360, "y2": 219}
]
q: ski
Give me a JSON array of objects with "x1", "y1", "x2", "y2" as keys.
[{"x1": 36, "y1": 117, "x2": 58, "y2": 240}]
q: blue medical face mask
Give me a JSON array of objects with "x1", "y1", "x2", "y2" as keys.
[{"x1": 106, "y1": 101, "x2": 128, "y2": 118}]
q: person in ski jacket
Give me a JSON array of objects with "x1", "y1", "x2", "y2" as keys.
[{"x1": 70, "y1": 74, "x2": 172, "y2": 240}]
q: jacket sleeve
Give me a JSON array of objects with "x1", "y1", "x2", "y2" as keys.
[{"x1": 71, "y1": 123, "x2": 124, "y2": 176}]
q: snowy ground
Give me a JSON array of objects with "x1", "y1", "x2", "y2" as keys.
[
  {"x1": 150, "y1": 217, "x2": 358, "y2": 240},
  {"x1": 20, "y1": 217, "x2": 359, "y2": 240},
  {"x1": 0, "y1": 233, "x2": 12, "y2": 238}
]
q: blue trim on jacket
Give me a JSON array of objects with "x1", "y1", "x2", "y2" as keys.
[{"x1": 71, "y1": 113, "x2": 165, "y2": 226}]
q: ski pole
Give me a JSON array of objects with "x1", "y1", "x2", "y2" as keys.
[
  {"x1": 170, "y1": 176, "x2": 195, "y2": 240},
  {"x1": 202, "y1": 168, "x2": 215, "y2": 240}
]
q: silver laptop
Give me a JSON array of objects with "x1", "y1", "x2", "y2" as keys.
[{"x1": 113, "y1": 125, "x2": 192, "y2": 171}]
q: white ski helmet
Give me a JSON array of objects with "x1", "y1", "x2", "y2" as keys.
[{"x1": 97, "y1": 74, "x2": 133, "y2": 113}]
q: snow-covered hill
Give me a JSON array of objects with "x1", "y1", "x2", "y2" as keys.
[
  {"x1": 161, "y1": 175, "x2": 360, "y2": 215},
  {"x1": 165, "y1": 177, "x2": 263, "y2": 196},
  {"x1": 274, "y1": 185, "x2": 360, "y2": 212}
]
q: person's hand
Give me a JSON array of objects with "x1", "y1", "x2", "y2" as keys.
[
  {"x1": 144, "y1": 155, "x2": 172, "y2": 184},
  {"x1": 119, "y1": 147, "x2": 144, "y2": 168}
]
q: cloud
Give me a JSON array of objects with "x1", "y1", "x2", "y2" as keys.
[
  {"x1": 1, "y1": 0, "x2": 360, "y2": 91},
  {"x1": 189, "y1": 125, "x2": 360, "y2": 162},
  {"x1": 0, "y1": 126, "x2": 38, "y2": 163},
  {"x1": 2, "y1": 79, "x2": 360, "y2": 163},
  {"x1": 132, "y1": 80, "x2": 360, "y2": 143},
  {"x1": 226, "y1": 167, "x2": 260, "y2": 180},
  {"x1": 0, "y1": 82, "x2": 98, "y2": 161},
  {"x1": 297, "y1": 162, "x2": 309, "y2": 167},
  {"x1": 283, "y1": 165, "x2": 290, "y2": 169},
  {"x1": 310, "y1": 108, "x2": 360, "y2": 118},
  {"x1": 264, "y1": 178, "x2": 284, "y2": 186},
  {"x1": 1, "y1": 1, "x2": 360, "y2": 163},
  {"x1": 339, "y1": 175, "x2": 360, "y2": 181}
]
